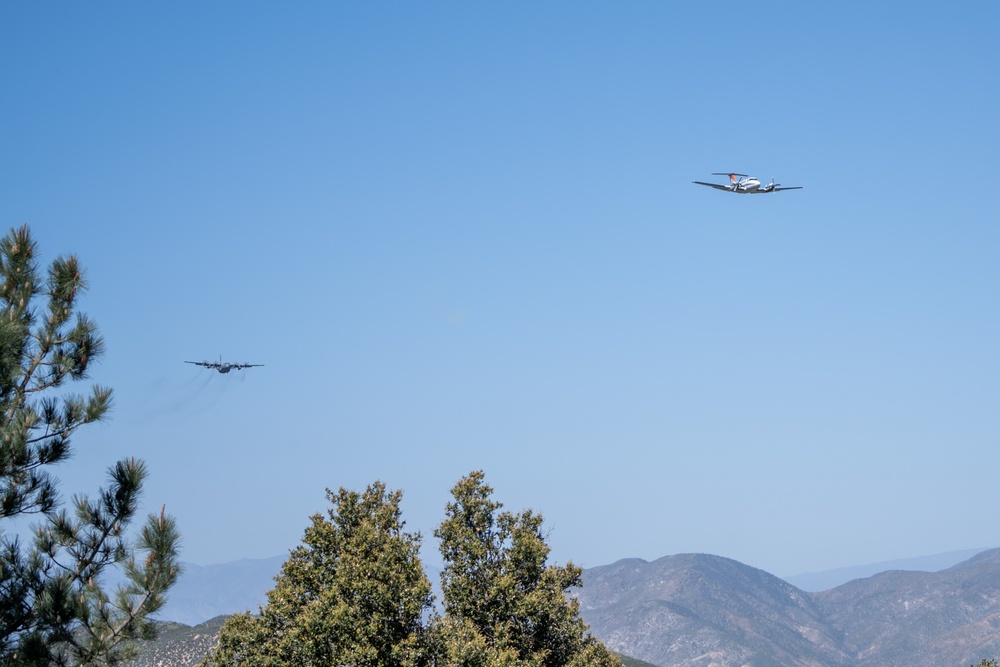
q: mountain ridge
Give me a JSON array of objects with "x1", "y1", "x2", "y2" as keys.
[
  {"x1": 158, "y1": 548, "x2": 991, "y2": 626},
  {"x1": 781, "y1": 547, "x2": 989, "y2": 592},
  {"x1": 575, "y1": 548, "x2": 1000, "y2": 666}
]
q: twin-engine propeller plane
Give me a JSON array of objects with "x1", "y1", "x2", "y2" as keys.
[
  {"x1": 693, "y1": 173, "x2": 803, "y2": 194},
  {"x1": 185, "y1": 356, "x2": 264, "y2": 373}
]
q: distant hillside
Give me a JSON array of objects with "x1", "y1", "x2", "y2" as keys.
[
  {"x1": 125, "y1": 618, "x2": 658, "y2": 667},
  {"x1": 782, "y1": 547, "x2": 987, "y2": 591},
  {"x1": 813, "y1": 549, "x2": 1000, "y2": 666},
  {"x1": 575, "y1": 554, "x2": 849, "y2": 667},
  {"x1": 619, "y1": 656, "x2": 661, "y2": 667},
  {"x1": 155, "y1": 556, "x2": 284, "y2": 626},
  {"x1": 125, "y1": 616, "x2": 226, "y2": 667},
  {"x1": 575, "y1": 549, "x2": 1000, "y2": 667}
]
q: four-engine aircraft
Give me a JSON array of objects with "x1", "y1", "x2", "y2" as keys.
[
  {"x1": 693, "y1": 173, "x2": 803, "y2": 194},
  {"x1": 185, "y1": 356, "x2": 264, "y2": 373}
]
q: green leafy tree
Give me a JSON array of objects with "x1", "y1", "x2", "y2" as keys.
[
  {"x1": 203, "y1": 481, "x2": 434, "y2": 667},
  {"x1": 204, "y1": 472, "x2": 620, "y2": 667},
  {"x1": 0, "y1": 225, "x2": 181, "y2": 666},
  {"x1": 434, "y1": 471, "x2": 621, "y2": 667}
]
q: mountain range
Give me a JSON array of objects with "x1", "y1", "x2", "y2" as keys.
[
  {"x1": 153, "y1": 548, "x2": 989, "y2": 627},
  {"x1": 574, "y1": 548, "x2": 1000, "y2": 666},
  {"x1": 781, "y1": 547, "x2": 987, "y2": 592},
  {"x1": 134, "y1": 548, "x2": 1000, "y2": 666}
]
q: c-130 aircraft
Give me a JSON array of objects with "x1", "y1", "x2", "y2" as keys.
[{"x1": 185, "y1": 356, "x2": 263, "y2": 373}]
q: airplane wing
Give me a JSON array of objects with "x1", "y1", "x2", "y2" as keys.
[
  {"x1": 692, "y1": 181, "x2": 734, "y2": 191},
  {"x1": 233, "y1": 363, "x2": 264, "y2": 369},
  {"x1": 769, "y1": 186, "x2": 803, "y2": 192},
  {"x1": 185, "y1": 360, "x2": 213, "y2": 368}
]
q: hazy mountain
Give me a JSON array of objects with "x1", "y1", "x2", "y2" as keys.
[
  {"x1": 155, "y1": 556, "x2": 284, "y2": 626},
  {"x1": 782, "y1": 547, "x2": 987, "y2": 592},
  {"x1": 160, "y1": 550, "x2": 990, "y2": 627},
  {"x1": 576, "y1": 549, "x2": 1000, "y2": 667}
]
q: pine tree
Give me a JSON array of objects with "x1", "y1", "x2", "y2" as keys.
[
  {"x1": 203, "y1": 481, "x2": 434, "y2": 667},
  {"x1": 434, "y1": 471, "x2": 621, "y2": 667},
  {"x1": 0, "y1": 225, "x2": 181, "y2": 666}
]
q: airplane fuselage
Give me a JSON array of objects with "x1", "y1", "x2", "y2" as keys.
[
  {"x1": 721, "y1": 176, "x2": 785, "y2": 194},
  {"x1": 733, "y1": 177, "x2": 761, "y2": 193}
]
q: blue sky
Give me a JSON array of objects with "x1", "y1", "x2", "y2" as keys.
[{"x1": 2, "y1": 2, "x2": 998, "y2": 578}]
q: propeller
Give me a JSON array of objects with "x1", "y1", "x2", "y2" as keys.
[{"x1": 712, "y1": 172, "x2": 747, "y2": 192}]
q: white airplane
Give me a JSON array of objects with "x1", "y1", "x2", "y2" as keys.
[
  {"x1": 693, "y1": 172, "x2": 803, "y2": 194},
  {"x1": 185, "y1": 356, "x2": 263, "y2": 373}
]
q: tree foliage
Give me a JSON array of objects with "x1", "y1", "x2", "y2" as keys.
[
  {"x1": 0, "y1": 225, "x2": 181, "y2": 666},
  {"x1": 204, "y1": 471, "x2": 619, "y2": 667},
  {"x1": 434, "y1": 470, "x2": 620, "y2": 667},
  {"x1": 205, "y1": 482, "x2": 433, "y2": 667}
]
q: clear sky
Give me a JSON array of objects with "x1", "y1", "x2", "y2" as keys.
[{"x1": 2, "y1": 2, "x2": 998, "y2": 578}]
